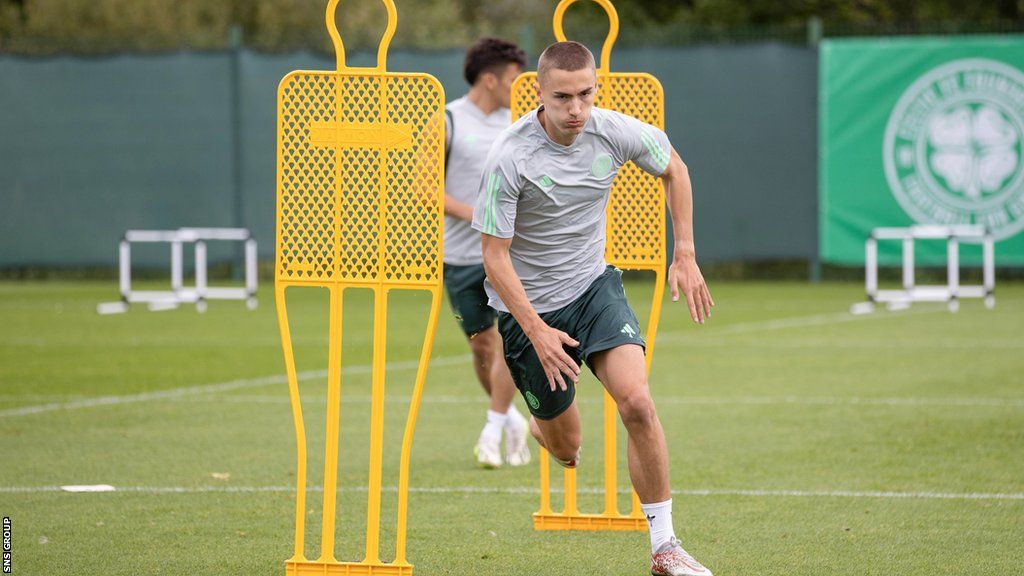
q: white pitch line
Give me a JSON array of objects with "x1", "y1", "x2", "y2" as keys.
[
  {"x1": 657, "y1": 306, "x2": 946, "y2": 342},
  {"x1": 0, "y1": 355, "x2": 470, "y2": 419},
  {"x1": 153, "y1": 394, "x2": 1024, "y2": 408},
  {"x1": 653, "y1": 396, "x2": 1024, "y2": 408},
  {"x1": 671, "y1": 488, "x2": 1024, "y2": 501},
  {"x1": 0, "y1": 306, "x2": 976, "y2": 419},
  {"x1": 671, "y1": 340, "x2": 1024, "y2": 350},
  {"x1": 0, "y1": 373, "x2": 290, "y2": 418},
  {"x1": 1, "y1": 484, "x2": 1021, "y2": 501}
]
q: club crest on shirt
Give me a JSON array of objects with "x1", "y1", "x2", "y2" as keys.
[{"x1": 591, "y1": 153, "x2": 614, "y2": 178}]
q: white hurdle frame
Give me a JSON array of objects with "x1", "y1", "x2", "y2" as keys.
[
  {"x1": 864, "y1": 225, "x2": 995, "y2": 313},
  {"x1": 113, "y1": 227, "x2": 257, "y2": 313}
]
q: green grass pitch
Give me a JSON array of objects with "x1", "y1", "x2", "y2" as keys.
[{"x1": 1, "y1": 279, "x2": 1022, "y2": 575}]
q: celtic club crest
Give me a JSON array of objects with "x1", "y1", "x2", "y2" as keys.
[{"x1": 883, "y1": 58, "x2": 1024, "y2": 240}]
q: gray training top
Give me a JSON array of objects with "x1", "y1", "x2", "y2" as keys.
[
  {"x1": 471, "y1": 106, "x2": 672, "y2": 313},
  {"x1": 443, "y1": 96, "x2": 512, "y2": 266}
]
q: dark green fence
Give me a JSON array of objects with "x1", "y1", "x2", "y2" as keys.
[{"x1": 0, "y1": 44, "x2": 817, "y2": 267}]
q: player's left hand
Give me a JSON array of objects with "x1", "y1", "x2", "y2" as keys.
[{"x1": 668, "y1": 254, "x2": 713, "y2": 324}]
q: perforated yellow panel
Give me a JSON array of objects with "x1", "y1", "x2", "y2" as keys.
[
  {"x1": 274, "y1": 1, "x2": 444, "y2": 574},
  {"x1": 511, "y1": 73, "x2": 665, "y2": 272},
  {"x1": 277, "y1": 73, "x2": 443, "y2": 287}
]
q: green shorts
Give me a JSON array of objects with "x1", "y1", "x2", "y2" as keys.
[
  {"x1": 443, "y1": 263, "x2": 497, "y2": 336},
  {"x1": 497, "y1": 266, "x2": 646, "y2": 420}
]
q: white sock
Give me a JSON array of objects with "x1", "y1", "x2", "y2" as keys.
[
  {"x1": 481, "y1": 409, "x2": 507, "y2": 442},
  {"x1": 504, "y1": 405, "x2": 525, "y2": 429},
  {"x1": 641, "y1": 499, "x2": 676, "y2": 553}
]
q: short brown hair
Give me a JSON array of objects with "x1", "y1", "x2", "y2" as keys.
[
  {"x1": 464, "y1": 37, "x2": 527, "y2": 85},
  {"x1": 537, "y1": 41, "x2": 595, "y2": 81}
]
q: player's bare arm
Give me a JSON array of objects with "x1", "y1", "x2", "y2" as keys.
[
  {"x1": 480, "y1": 234, "x2": 581, "y2": 391},
  {"x1": 437, "y1": 110, "x2": 474, "y2": 222},
  {"x1": 662, "y1": 147, "x2": 714, "y2": 324},
  {"x1": 444, "y1": 195, "x2": 474, "y2": 221}
]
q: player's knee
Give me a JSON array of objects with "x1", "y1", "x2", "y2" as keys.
[
  {"x1": 548, "y1": 432, "x2": 582, "y2": 464},
  {"x1": 468, "y1": 328, "x2": 497, "y2": 359},
  {"x1": 551, "y1": 446, "x2": 581, "y2": 468},
  {"x1": 617, "y1": 390, "x2": 656, "y2": 429},
  {"x1": 554, "y1": 451, "x2": 580, "y2": 469}
]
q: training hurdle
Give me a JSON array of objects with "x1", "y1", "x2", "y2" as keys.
[
  {"x1": 858, "y1": 224, "x2": 995, "y2": 313},
  {"x1": 98, "y1": 227, "x2": 257, "y2": 314},
  {"x1": 511, "y1": 0, "x2": 665, "y2": 532},
  {"x1": 275, "y1": 0, "x2": 445, "y2": 574}
]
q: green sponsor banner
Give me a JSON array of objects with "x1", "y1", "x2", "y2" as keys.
[{"x1": 820, "y1": 36, "x2": 1024, "y2": 265}]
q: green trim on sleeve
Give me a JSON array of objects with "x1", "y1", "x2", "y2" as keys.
[
  {"x1": 640, "y1": 128, "x2": 670, "y2": 174},
  {"x1": 483, "y1": 172, "x2": 493, "y2": 235},
  {"x1": 484, "y1": 171, "x2": 500, "y2": 235}
]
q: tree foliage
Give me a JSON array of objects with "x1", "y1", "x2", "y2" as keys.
[{"x1": 0, "y1": 0, "x2": 1021, "y2": 54}]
